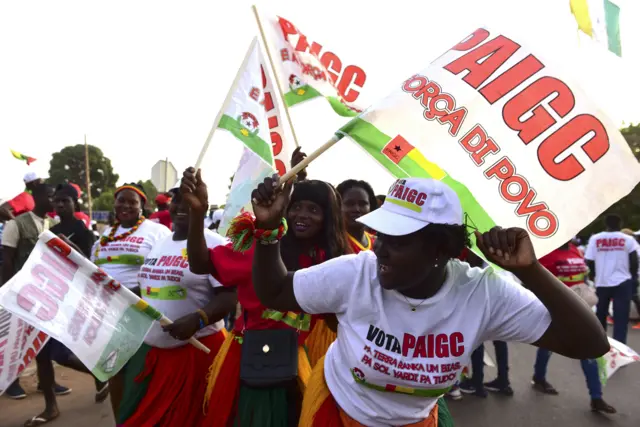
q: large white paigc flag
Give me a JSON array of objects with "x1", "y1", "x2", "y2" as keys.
[
  {"x1": 337, "y1": 27, "x2": 640, "y2": 257},
  {"x1": 0, "y1": 232, "x2": 160, "y2": 381}
]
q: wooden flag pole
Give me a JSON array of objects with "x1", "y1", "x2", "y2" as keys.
[
  {"x1": 84, "y1": 135, "x2": 93, "y2": 221},
  {"x1": 252, "y1": 4, "x2": 300, "y2": 148},
  {"x1": 158, "y1": 317, "x2": 210, "y2": 353},
  {"x1": 194, "y1": 38, "x2": 260, "y2": 169},
  {"x1": 277, "y1": 133, "x2": 343, "y2": 185}
]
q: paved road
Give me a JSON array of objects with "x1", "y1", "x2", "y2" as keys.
[{"x1": 1, "y1": 331, "x2": 639, "y2": 427}]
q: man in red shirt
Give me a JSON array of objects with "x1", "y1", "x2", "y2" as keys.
[
  {"x1": 532, "y1": 242, "x2": 615, "y2": 413},
  {"x1": 149, "y1": 193, "x2": 172, "y2": 229},
  {"x1": 0, "y1": 172, "x2": 43, "y2": 221}
]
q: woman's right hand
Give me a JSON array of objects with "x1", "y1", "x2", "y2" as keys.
[
  {"x1": 251, "y1": 174, "x2": 294, "y2": 229},
  {"x1": 180, "y1": 168, "x2": 208, "y2": 213}
]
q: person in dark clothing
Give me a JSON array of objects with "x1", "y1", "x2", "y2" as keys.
[
  {"x1": 22, "y1": 184, "x2": 109, "y2": 427},
  {"x1": 50, "y1": 184, "x2": 95, "y2": 256}
]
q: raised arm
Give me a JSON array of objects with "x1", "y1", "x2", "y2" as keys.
[
  {"x1": 180, "y1": 168, "x2": 213, "y2": 275},
  {"x1": 476, "y1": 228, "x2": 609, "y2": 360},
  {"x1": 251, "y1": 175, "x2": 300, "y2": 311}
]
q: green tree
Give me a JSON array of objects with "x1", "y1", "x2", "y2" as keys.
[
  {"x1": 137, "y1": 180, "x2": 158, "y2": 208},
  {"x1": 93, "y1": 190, "x2": 115, "y2": 212},
  {"x1": 48, "y1": 145, "x2": 119, "y2": 205},
  {"x1": 578, "y1": 123, "x2": 640, "y2": 239}
]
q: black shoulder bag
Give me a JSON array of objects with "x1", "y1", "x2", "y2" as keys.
[{"x1": 239, "y1": 311, "x2": 299, "y2": 388}]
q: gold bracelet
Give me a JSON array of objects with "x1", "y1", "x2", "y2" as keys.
[{"x1": 196, "y1": 309, "x2": 209, "y2": 327}]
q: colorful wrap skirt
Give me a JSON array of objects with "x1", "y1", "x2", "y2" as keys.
[
  {"x1": 299, "y1": 356, "x2": 454, "y2": 427},
  {"x1": 202, "y1": 330, "x2": 313, "y2": 427},
  {"x1": 116, "y1": 330, "x2": 226, "y2": 427}
]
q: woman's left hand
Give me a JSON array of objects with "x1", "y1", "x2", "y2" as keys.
[
  {"x1": 474, "y1": 227, "x2": 537, "y2": 272},
  {"x1": 162, "y1": 313, "x2": 201, "y2": 341}
]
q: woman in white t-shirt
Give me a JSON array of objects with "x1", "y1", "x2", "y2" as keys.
[
  {"x1": 248, "y1": 176, "x2": 610, "y2": 427},
  {"x1": 91, "y1": 183, "x2": 170, "y2": 418},
  {"x1": 116, "y1": 189, "x2": 237, "y2": 426}
]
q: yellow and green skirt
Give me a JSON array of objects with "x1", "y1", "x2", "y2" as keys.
[{"x1": 202, "y1": 330, "x2": 312, "y2": 427}]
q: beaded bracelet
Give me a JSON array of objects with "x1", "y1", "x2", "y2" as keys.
[
  {"x1": 226, "y1": 211, "x2": 288, "y2": 252},
  {"x1": 255, "y1": 219, "x2": 288, "y2": 245}
]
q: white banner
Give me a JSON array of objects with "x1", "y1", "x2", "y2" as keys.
[
  {"x1": 0, "y1": 232, "x2": 159, "y2": 381},
  {"x1": 339, "y1": 27, "x2": 640, "y2": 257},
  {"x1": 598, "y1": 337, "x2": 640, "y2": 386},
  {"x1": 0, "y1": 309, "x2": 48, "y2": 394}
]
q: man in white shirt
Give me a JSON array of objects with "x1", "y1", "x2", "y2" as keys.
[{"x1": 585, "y1": 215, "x2": 638, "y2": 344}]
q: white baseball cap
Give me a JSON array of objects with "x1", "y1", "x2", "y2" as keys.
[
  {"x1": 23, "y1": 171, "x2": 40, "y2": 184},
  {"x1": 357, "y1": 178, "x2": 463, "y2": 236},
  {"x1": 212, "y1": 208, "x2": 224, "y2": 223}
]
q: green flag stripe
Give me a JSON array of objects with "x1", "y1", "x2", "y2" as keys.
[
  {"x1": 285, "y1": 85, "x2": 360, "y2": 118},
  {"x1": 90, "y1": 305, "x2": 154, "y2": 381},
  {"x1": 326, "y1": 96, "x2": 359, "y2": 117},
  {"x1": 218, "y1": 114, "x2": 273, "y2": 165},
  {"x1": 284, "y1": 85, "x2": 322, "y2": 106},
  {"x1": 604, "y1": 0, "x2": 622, "y2": 56},
  {"x1": 340, "y1": 118, "x2": 498, "y2": 251},
  {"x1": 340, "y1": 119, "x2": 412, "y2": 179},
  {"x1": 95, "y1": 254, "x2": 145, "y2": 266}
]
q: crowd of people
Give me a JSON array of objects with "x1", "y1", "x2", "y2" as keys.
[{"x1": 0, "y1": 147, "x2": 636, "y2": 426}]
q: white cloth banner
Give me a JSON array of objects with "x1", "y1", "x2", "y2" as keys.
[
  {"x1": 0, "y1": 231, "x2": 159, "y2": 381},
  {"x1": 598, "y1": 337, "x2": 640, "y2": 386},
  {"x1": 339, "y1": 27, "x2": 640, "y2": 257},
  {"x1": 0, "y1": 308, "x2": 48, "y2": 395}
]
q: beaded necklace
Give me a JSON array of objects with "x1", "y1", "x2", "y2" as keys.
[{"x1": 94, "y1": 216, "x2": 145, "y2": 259}]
